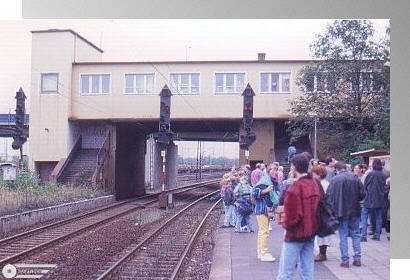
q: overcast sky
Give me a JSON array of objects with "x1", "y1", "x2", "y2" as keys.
[{"x1": 0, "y1": 19, "x2": 389, "y2": 159}]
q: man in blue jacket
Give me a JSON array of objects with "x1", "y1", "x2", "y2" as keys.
[{"x1": 360, "y1": 158, "x2": 388, "y2": 241}]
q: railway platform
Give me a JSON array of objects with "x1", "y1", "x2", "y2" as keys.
[{"x1": 209, "y1": 215, "x2": 390, "y2": 280}]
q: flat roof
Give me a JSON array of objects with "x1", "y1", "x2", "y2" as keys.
[
  {"x1": 31, "y1": 29, "x2": 104, "y2": 53},
  {"x1": 72, "y1": 59, "x2": 316, "y2": 65},
  {"x1": 350, "y1": 148, "x2": 389, "y2": 157},
  {"x1": 72, "y1": 59, "x2": 380, "y2": 65}
]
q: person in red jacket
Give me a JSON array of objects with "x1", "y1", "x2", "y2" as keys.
[{"x1": 276, "y1": 153, "x2": 321, "y2": 280}]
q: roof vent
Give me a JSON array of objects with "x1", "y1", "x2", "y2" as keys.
[{"x1": 258, "y1": 53, "x2": 266, "y2": 61}]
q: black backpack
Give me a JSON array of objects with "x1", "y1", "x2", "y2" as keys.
[
  {"x1": 317, "y1": 193, "x2": 339, "y2": 237},
  {"x1": 237, "y1": 197, "x2": 253, "y2": 216}
]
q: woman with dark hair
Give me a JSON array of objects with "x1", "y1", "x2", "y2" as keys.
[
  {"x1": 311, "y1": 165, "x2": 333, "y2": 262},
  {"x1": 360, "y1": 158, "x2": 388, "y2": 241}
]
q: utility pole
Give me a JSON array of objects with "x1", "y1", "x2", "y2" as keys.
[
  {"x1": 314, "y1": 117, "x2": 318, "y2": 159},
  {"x1": 196, "y1": 141, "x2": 199, "y2": 181},
  {"x1": 199, "y1": 141, "x2": 202, "y2": 180},
  {"x1": 6, "y1": 108, "x2": 10, "y2": 161}
]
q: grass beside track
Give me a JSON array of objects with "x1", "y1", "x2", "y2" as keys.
[{"x1": 0, "y1": 171, "x2": 107, "y2": 216}]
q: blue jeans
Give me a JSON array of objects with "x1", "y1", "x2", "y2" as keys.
[
  {"x1": 338, "y1": 216, "x2": 361, "y2": 264},
  {"x1": 277, "y1": 239, "x2": 314, "y2": 280},
  {"x1": 361, "y1": 207, "x2": 382, "y2": 238},
  {"x1": 223, "y1": 205, "x2": 236, "y2": 226},
  {"x1": 235, "y1": 209, "x2": 253, "y2": 231}
]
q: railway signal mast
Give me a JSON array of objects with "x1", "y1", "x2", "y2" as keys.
[
  {"x1": 0, "y1": 88, "x2": 28, "y2": 169},
  {"x1": 153, "y1": 85, "x2": 174, "y2": 208},
  {"x1": 239, "y1": 84, "x2": 256, "y2": 164}
]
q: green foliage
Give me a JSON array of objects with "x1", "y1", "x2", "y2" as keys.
[
  {"x1": 0, "y1": 169, "x2": 107, "y2": 216},
  {"x1": 288, "y1": 20, "x2": 390, "y2": 163},
  {"x1": 9, "y1": 169, "x2": 39, "y2": 190}
]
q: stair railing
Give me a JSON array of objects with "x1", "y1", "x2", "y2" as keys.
[
  {"x1": 92, "y1": 130, "x2": 110, "y2": 189},
  {"x1": 50, "y1": 135, "x2": 82, "y2": 183}
]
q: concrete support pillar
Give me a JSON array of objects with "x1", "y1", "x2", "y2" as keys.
[
  {"x1": 165, "y1": 142, "x2": 178, "y2": 190},
  {"x1": 114, "y1": 123, "x2": 146, "y2": 199},
  {"x1": 239, "y1": 120, "x2": 275, "y2": 167},
  {"x1": 149, "y1": 141, "x2": 178, "y2": 191}
]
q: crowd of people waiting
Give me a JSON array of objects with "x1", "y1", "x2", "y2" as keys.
[{"x1": 219, "y1": 152, "x2": 390, "y2": 280}]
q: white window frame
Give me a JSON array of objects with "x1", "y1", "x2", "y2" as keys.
[
  {"x1": 306, "y1": 71, "x2": 384, "y2": 94},
  {"x1": 168, "y1": 72, "x2": 201, "y2": 95},
  {"x1": 259, "y1": 71, "x2": 292, "y2": 94},
  {"x1": 79, "y1": 73, "x2": 111, "y2": 96},
  {"x1": 359, "y1": 71, "x2": 384, "y2": 93},
  {"x1": 304, "y1": 71, "x2": 333, "y2": 94},
  {"x1": 40, "y1": 73, "x2": 59, "y2": 94},
  {"x1": 123, "y1": 72, "x2": 156, "y2": 95},
  {"x1": 214, "y1": 72, "x2": 247, "y2": 95}
]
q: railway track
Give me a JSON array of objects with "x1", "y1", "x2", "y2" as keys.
[
  {"x1": 177, "y1": 171, "x2": 226, "y2": 181},
  {"x1": 96, "y1": 191, "x2": 221, "y2": 280},
  {"x1": 0, "y1": 179, "x2": 218, "y2": 267}
]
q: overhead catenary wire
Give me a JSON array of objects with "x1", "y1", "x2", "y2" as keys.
[
  {"x1": 32, "y1": 63, "x2": 219, "y2": 134},
  {"x1": 29, "y1": 25, "x2": 246, "y2": 146}
]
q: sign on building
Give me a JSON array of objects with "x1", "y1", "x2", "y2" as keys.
[
  {"x1": 369, "y1": 155, "x2": 390, "y2": 172},
  {"x1": 0, "y1": 163, "x2": 17, "y2": 181}
]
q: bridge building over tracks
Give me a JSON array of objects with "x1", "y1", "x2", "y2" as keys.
[{"x1": 28, "y1": 29, "x2": 312, "y2": 198}]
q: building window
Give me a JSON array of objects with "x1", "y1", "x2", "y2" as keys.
[
  {"x1": 305, "y1": 72, "x2": 334, "y2": 93},
  {"x1": 349, "y1": 72, "x2": 384, "y2": 93},
  {"x1": 80, "y1": 74, "x2": 110, "y2": 95},
  {"x1": 169, "y1": 73, "x2": 200, "y2": 94},
  {"x1": 361, "y1": 72, "x2": 372, "y2": 92},
  {"x1": 305, "y1": 73, "x2": 315, "y2": 92},
  {"x1": 40, "y1": 73, "x2": 59, "y2": 93},
  {"x1": 215, "y1": 73, "x2": 246, "y2": 94},
  {"x1": 260, "y1": 72, "x2": 291, "y2": 93},
  {"x1": 306, "y1": 71, "x2": 384, "y2": 94},
  {"x1": 125, "y1": 73, "x2": 155, "y2": 94}
]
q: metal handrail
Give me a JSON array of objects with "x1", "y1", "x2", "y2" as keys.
[
  {"x1": 50, "y1": 135, "x2": 81, "y2": 182},
  {"x1": 97, "y1": 130, "x2": 110, "y2": 166},
  {"x1": 92, "y1": 130, "x2": 110, "y2": 187}
]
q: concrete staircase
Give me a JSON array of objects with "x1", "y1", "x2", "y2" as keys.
[
  {"x1": 274, "y1": 136, "x2": 313, "y2": 177},
  {"x1": 58, "y1": 148, "x2": 99, "y2": 185}
]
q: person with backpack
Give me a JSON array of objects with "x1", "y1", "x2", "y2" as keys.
[
  {"x1": 327, "y1": 161, "x2": 364, "y2": 268},
  {"x1": 276, "y1": 154, "x2": 321, "y2": 280},
  {"x1": 279, "y1": 165, "x2": 296, "y2": 206},
  {"x1": 360, "y1": 158, "x2": 387, "y2": 241},
  {"x1": 288, "y1": 145, "x2": 297, "y2": 164},
  {"x1": 234, "y1": 176, "x2": 254, "y2": 233},
  {"x1": 252, "y1": 170, "x2": 279, "y2": 262},
  {"x1": 311, "y1": 165, "x2": 334, "y2": 262},
  {"x1": 221, "y1": 176, "x2": 237, "y2": 228},
  {"x1": 267, "y1": 165, "x2": 280, "y2": 231}
]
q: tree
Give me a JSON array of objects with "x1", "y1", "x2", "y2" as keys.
[{"x1": 288, "y1": 20, "x2": 390, "y2": 162}]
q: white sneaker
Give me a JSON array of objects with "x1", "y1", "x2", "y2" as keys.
[
  {"x1": 241, "y1": 226, "x2": 248, "y2": 232},
  {"x1": 260, "y1": 253, "x2": 276, "y2": 262},
  {"x1": 269, "y1": 224, "x2": 273, "y2": 231}
]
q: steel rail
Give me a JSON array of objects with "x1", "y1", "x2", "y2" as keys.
[
  {"x1": 0, "y1": 180, "x2": 218, "y2": 267},
  {"x1": 0, "y1": 178, "x2": 218, "y2": 247},
  {"x1": 170, "y1": 198, "x2": 221, "y2": 280},
  {"x1": 96, "y1": 190, "x2": 220, "y2": 280}
]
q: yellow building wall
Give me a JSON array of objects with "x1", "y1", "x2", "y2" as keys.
[
  {"x1": 29, "y1": 31, "x2": 102, "y2": 168},
  {"x1": 29, "y1": 30, "x2": 309, "y2": 168},
  {"x1": 239, "y1": 120, "x2": 275, "y2": 166},
  {"x1": 70, "y1": 61, "x2": 305, "y2": 120}
]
